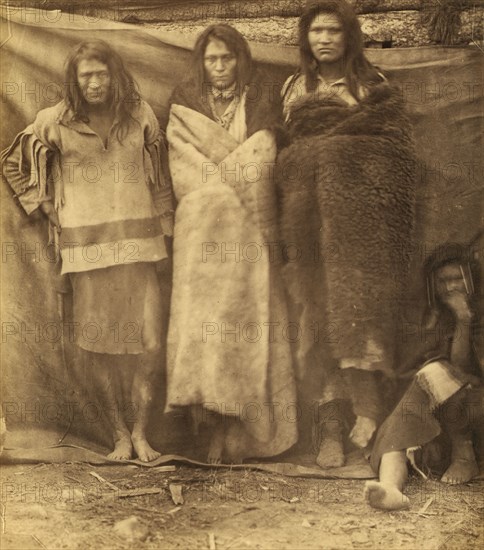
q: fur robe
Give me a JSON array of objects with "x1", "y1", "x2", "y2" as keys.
[{"x1": 278, "y1": 83, "x2": 417, "y2": 375}]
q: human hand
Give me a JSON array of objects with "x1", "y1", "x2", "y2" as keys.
[{"x1": 441, "y1": 291, "x2": 472, "y2": 321}]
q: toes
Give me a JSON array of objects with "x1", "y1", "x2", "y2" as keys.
[
  {"x1": 441, "y1": 475, "x2": 459, "y2": 485},
  {"x1": 363, "y1": 481, "x2": 384, "y2": 505},
  {"x1": 139, "y1": 449, "x2": 161, "y2": 462},
  {"x1": 363, "y1": 481, "x2": 380, "y2": 497},
  {"x1": 107, "y1": 440, "x2": 133, "y2": 461},
  {"x1": 441, "y1": 459, "x2": 478, "y2": 485},
  {"x1": 363, "y1": 482, "x2": 374, "y2": 502},
  {"x1": 107, "y1": 451, "x2": 130, "y2": 461},
  {"x1": 363, "y1": 482, "x2": 410, "y2": 511},
  {"x1": 131, "y1": 437, "x2": 160, "y2": 462},
  {"x1": 140, "y1": 452, "x2": 161, "y2": 463}
]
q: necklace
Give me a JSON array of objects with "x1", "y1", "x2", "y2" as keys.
[{"x1": 208, "y1": 92, "x2": 241, "y2": 130}]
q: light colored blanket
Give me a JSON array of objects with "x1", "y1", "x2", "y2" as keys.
[{"x1": 165, "y1": 104, "x2": 297, "y2": 458}]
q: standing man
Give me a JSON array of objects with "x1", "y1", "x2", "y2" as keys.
[
  {"x1": 278, "y1": 0, "x2": 417, "y2": 468},
  {"x1": 164, "y1": 24, "x2": 297, "y2": 463},
  {"x1": 2, "y1": 40, "x2": 174, "y2": 461}
]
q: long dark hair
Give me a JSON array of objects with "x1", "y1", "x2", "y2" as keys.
[
  {"x1": 191, "y1": 24, "x2": 253, "y2": 98},
  {"x1": 298, "y1": 0, "x2": 382, "y2": 100},
  {"x1": 64, "y1": 40, "x2": 140, "y2": 142},
  {"x1": 423, "y1": 241, "x2": 477, "y2": 330}
]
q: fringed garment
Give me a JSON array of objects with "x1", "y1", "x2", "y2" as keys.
[{"x1": 2, "y1": 100, "x2": 174, "y2": 353}]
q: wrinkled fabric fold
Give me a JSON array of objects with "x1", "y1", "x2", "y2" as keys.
[{"x1": 166, "y1": 104, "x2": 297, "y2": 458}]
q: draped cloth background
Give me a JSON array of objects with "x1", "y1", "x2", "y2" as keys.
[{"x1": 0, "y1": 9, "x2": 482, "y2": 469}]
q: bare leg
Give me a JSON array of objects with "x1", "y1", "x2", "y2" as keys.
[
  {"x1": 350, "y1": 415, "x2": 377, "y2": 448},
  {"x1": 343, "y1": 368, "x2": 380, "y2": 448},
  {"x1": 441, "y1": 394, "x2": 478, "y2": 484},
  {"x1": 317, "y1": 420, "x2": 345, "y2": 469},
  {"x1": 207, "y1": 417, "x2": 248, "y2": 464},
  {"x1": 441, "y1": 439, "x2": 479, "y2": 484},
  {"x1": 316, "y1": 402, "x2": 345, "y2": 469},
  {"x1": 131, "y1": 270, "x2": 164, "y2": 462},
  {"x1": 364, "y1": 451, "x2": 410, "y2": 510},
  {"x1": 89, "y1": 352, "x2": 132, "y2": 460},
  {"x1": 131, "y1": 350, "x2": 162, "y2": 462}
]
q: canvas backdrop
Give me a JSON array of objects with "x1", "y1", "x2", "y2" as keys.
[{"x1": 0, "y1": 9, "x2": 482, "y2": 474}]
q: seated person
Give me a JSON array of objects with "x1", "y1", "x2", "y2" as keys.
[{"x1": 365, "y1": 238, "x2": 483, "y2": 510}]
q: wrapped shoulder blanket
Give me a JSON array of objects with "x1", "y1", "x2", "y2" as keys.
[
  {"x1": 278, "y1": 84, "x2": 417, "y2": 375},
  {"x1": 166, "y1": 104, "x2": 297, "y2": 458}
]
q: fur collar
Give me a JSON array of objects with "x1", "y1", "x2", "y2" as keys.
[{"x1": 287, "y1": 83, "x2": 408, "y2": 140}]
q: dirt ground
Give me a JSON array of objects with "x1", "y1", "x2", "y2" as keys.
[{"x1": 1, "y1": 462, "x2": 482, "y2": 550}]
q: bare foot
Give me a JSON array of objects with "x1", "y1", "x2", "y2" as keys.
[
  {"x1": 350, "y1": 415, "x2": 377, "y2": 448},
  {"x1": 442, "y1": 439, "x2": 479, "y2": 484},
  {"x1": 317, "y1": 437, "x2": 345, "y2": 469},
  {"x1": 107, "y1": 436, "x2": 133, "y2": 461},
  {"x1": 441, "y1": 458, "x2": 479, "y2": 484},
  {"x1": 131, "y1": 436, "x2": 161, "y2": 462},
  {"x1": 207, "y1": 425, "x2": 225, "y2": 464},
  {"x1": 364, "y1": 480, "x2": 410, "y2": 511}
]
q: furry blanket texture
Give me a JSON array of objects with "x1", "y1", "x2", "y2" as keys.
[
  {"x1": 278, "y1": 84, "x2": 417, "y2": 375},
  {"x1": 165, "y1": 104, "x2": 297, "y2": 458}
]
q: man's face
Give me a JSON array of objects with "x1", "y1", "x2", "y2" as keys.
[
  {"x1": 435, "y1": 263, "x2": 468, "y2": 299},
  {"x1": 77, "y1": 59, "x2": 112, "y2": 106},
  {"x1": 203, "y1": 38, "x2": 237, "y2": 90},
  {"x1": 308, "y1": 12, "x2": 345, "y2": 65}
]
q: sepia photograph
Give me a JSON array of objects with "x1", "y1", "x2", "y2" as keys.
[{"x1": 0, "y1": 1, "x2": 483, "y2": 548}]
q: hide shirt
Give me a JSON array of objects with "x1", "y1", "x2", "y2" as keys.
[{"x1": 2, "y1": 100, "x2": 174, "y2": 274}]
